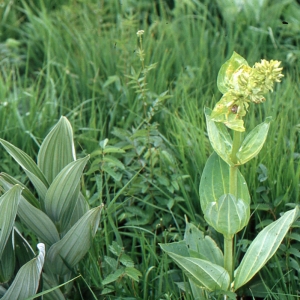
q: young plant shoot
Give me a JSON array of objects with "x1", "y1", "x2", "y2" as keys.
[{"x1": 160, "y1": 52, "x2": 299, "y2": 299}]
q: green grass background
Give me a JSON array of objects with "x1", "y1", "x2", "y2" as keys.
[{"x1": 0, "y1": 0, "x2": 299, "y2": 299}]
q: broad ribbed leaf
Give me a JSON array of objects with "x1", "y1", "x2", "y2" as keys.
[
  {"x1": 38, "y1": 116, "x2": 76, "y2": 184},
  {"x1": 236, "y1": 118, "x2": 271, "y2": 165},
  {"x1": 0, "y1": 233, "x2": 15, "y2": 283},
  {"x1": 1, "y1": 243, "x2": 45, "y2": 300},
  {"x1": 61, "y1": 192, "x2": 89, "y2": 234},
  {"x1": 0, "y1": 177, "x2": 59, "y2": 245},
  {"x1": 18, "y1": 197, "x2": 60, "y2": 246},
  {"x1": 184, "y1": 221, "x2": 224, "y2": 266},
  {"x1": 204, "y1": 194, "x2": 250, "y2": 238},
  {"x1": 199, "y1": 152, "x2": 250, "y2": 213},
  {"x1": 0, "y1": 139, "x2": 48, "y2": 187},
  {"x1": 46, "y1": 205, "x2": 103, "y2": 275},
  {"x1": 160, "y1": 245, "x2": 230, "y2": 291},
  {"x1": 42, "y1": 272, "x2": 66, "y2": 300},
  {"x1": 205, "y1": 107, "x2": 233, "y2": 165},
  {"x1": 234, "y1": 207, "x2": 299, "y2": 290},
  {"x1": 0, "y1": 173, "x2": 40, "y2": 208},
  {"x1": 217, "y1": 52, "x2": 249, "y2": 94},
  {"x1": 44, "y1": 155, "x2": 90, "y2": 224},
  {"x1": 0, "y1": 185, "x2": 22, "y2": 257},
  {"x1": 160, "y1": 241, "x2": 189, "y2": 257}
]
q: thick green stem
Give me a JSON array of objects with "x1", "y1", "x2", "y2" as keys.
[
  {"x1": 224, "y1": 130, "x2": 242, "y2": 285},
  {"x1": 224, "y1": 236, "x2": 234, "y2": 283}
]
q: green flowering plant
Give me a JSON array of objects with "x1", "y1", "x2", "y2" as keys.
[{"x1": 160, "y1": 52, "x2": 299, "y2": 299}]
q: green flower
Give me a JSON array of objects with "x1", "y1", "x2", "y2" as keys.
[{"x1": 211, "y1": 53, "x2": 284, "y2": 132}]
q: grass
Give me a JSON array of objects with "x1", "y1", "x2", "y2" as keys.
[{"x1": 0, "y1": 0, "x2": 299, "y2": 298}]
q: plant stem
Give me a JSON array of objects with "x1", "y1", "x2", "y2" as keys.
[
  {"x1": 224, "y1": 236, "x2": 234, "y2": 283},
  {"x1": 225, "y1": 130, "x2": 243, "y2": 284}
]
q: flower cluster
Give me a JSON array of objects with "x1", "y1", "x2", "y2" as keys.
[
  {"x1": 211, "y1": 52, "x2": 284, "y2": 131},
  {"x1": 230, "y1": 59, "x2": 284, "y2": 104}
]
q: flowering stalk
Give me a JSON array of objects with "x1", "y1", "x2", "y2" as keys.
[{"x1": 161, "y1": 52, "x2": 298, "y2": 299}]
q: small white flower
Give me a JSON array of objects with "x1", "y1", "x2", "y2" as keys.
[{"x1": 136, "y1": 30, "x2": 145, "y2": 37}]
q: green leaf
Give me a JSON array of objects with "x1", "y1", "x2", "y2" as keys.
[
  {"x1": 1, "y1": 243, "x2": 45, "y2": 300},
  {"x1": 101, "y1": 268, "x2": 124, "y2": 286},
  {"x1": 160, "y1": 246, "x2": 230, "y2": 291},
  {"x1": 125, "y1": 267, "x2": 142, "y2": 282},
  {"x1": 0, "y1": 177, "x2": 59, "y2": 246},
  {"x1": 184, "y1": 221, "x2": 224, "y2": 266},
  {"x1": 236, "y1": 118, "x2": 271, "y2": 164},
  {"x1": 46, "y1": 205, "x2": 103, "y2": 275},
  {"x1": 160, "y1": 241, "x2": 189, "y2": 257},
  {"x1": 0, "y1": 139, "x2": 49, "y2": 188},
  {"x1": 205, "y1": 107, "x2": 233, "y2": 165},
  {"x1": 44, "y1": 155, "x2": 90, "y2": 225},
  {"x1": 18, "y1": 197, "x2": 60, "y2": 246},
  {"x1": 217, "y1": 52, "x2": 249, "y2": 94},
  {"x1": 0, "y1": 233, "x2": 15, "y2": 283},
  {"x1": 0, "y1": 173, "x2": 40, "y2": 208},
  {"x1": 199, "y1": 152, "x2": 250, "y2": 213},
  {"x1": 204, "y1": 194, "x2": 250, "y2": 238},
  {"x1": 103, "y1": 155, "x2": 125, "y2": 169},
  {"x1": 38, "y1": 116, "x2": 76, "y2": 184},
  {"x1": 0, "y1": 185, "x2": 22, "y2": 257},
  {"x1": 62, "y1": 192, "x2": 89, "y2": 234},
  {"x1": 41, "y1": 272, "x2": 66, "y2": 300},
  {"x1": 233, "y1": 206, "x2": 299, "y2": 291}
]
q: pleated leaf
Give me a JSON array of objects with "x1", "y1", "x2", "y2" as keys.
[
  {"x1": 199, "y1": 152, "x2": 250, "y2": 213},
  {"x1": 18, "y1": 197, "x2": 60, "y2": 246},
  {"x1": 46, "y1": 205, "x2": 103, "y2": 275},
  {"x1": 44, "y1": 155, "x2": 90, "y2": 224},
  {"x1": 0, "y1": 173, "x2": 40, "y2": 209},
  {"x1": 160, "y1": 244, "x2": 230, "y2": 292},
  {"x1": 205, "y1": 107, "x2": 233, "y2": 165},
  {"x1": 236, "y1": 118, "x2": 271, "y2": 165},
  {"x1": 0, "y1": 139, "x2": 48, "y2": 188},
  {"x1": 204, "y1": 194, "x2": 250, "y2": 238},
  {"x1": 0, "y1": 233, "x2": 15, "y2": 283},
  {"x1": 1, "y1": 243, "x2": 45, "y2": 300},
  {"x1": 234, "y1": 207, "x2": 299, "y2": 290},
  {"x1": 38, "y1": 116, "x2": 76, "y2": 184},
  {"x1": 0, "y1": 185, "x2": 22, "y2": 257},
  {"x1": 0, "y1": 177, "x2": 59, "y2": 245},
  {"x1": 61, "y1": 192, "x2": 89, "y2": 235},
  {"x1": 184, "y1": 221, "x2": 224, "y2": 266}
]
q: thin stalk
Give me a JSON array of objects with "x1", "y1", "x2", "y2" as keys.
[{"x1": 224, "y1": 130, "x2": 243, "y2": 284}]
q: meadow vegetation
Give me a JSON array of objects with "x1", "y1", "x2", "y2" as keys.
[{"x1": 0, "y1": 0, "x2": 299, "y2": 299}]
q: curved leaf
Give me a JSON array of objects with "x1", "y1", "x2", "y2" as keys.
[
  {"x1": 234, "y1": 207, "x2": 299, "y2": 290},
  {"x1": 1, "y1": 243, "x2": 45, "y2": 300},
  {"x1": 160, "y1": 246, "x2": 230, "y2": 292},
  {"x1": 46, "y1": 205, "x2": 103, "y2": 275},
  {"x1": 0, "y1": 139, "x2": 48, "y2": 187},
  {"x1": 61, "y1": 192, "x2": 89, "y2": 235},
  {"x1": 0, "y1": 173, "x2": 40, "y2": 208},
  {"x1": 0, "y1": 233, "x2": 15, "y2": 283},
  {"x1": 217, "y1": 52, "x2": 249, "y2": 94},
  {"x1": 184, "y1": 221, "x2": 224, "y2": 266},
  {"x1": 38, "y1": 116, "x2": 76, "y2": 184},
  {"x1": 0, "y1": 185, "x2": 22, "y2": 257},
  {"x1": 18, "y1": 197, "x2": 60, "y2": 246},
  {"x1": 204, "y1": 194, "x2": 250, "y2": 238},
  {"x1": 199, "y1": 152, "x2": 250, "y2": 213},
  {"x1": 205, "y1": 107, "x2": 233, "y2": 165},
  {"x1": 44, "y1": 155, "x2": 90, "y2": 225},
  {"x1": 236, "y1": 117, "x2": 271, "y2": 164}
]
